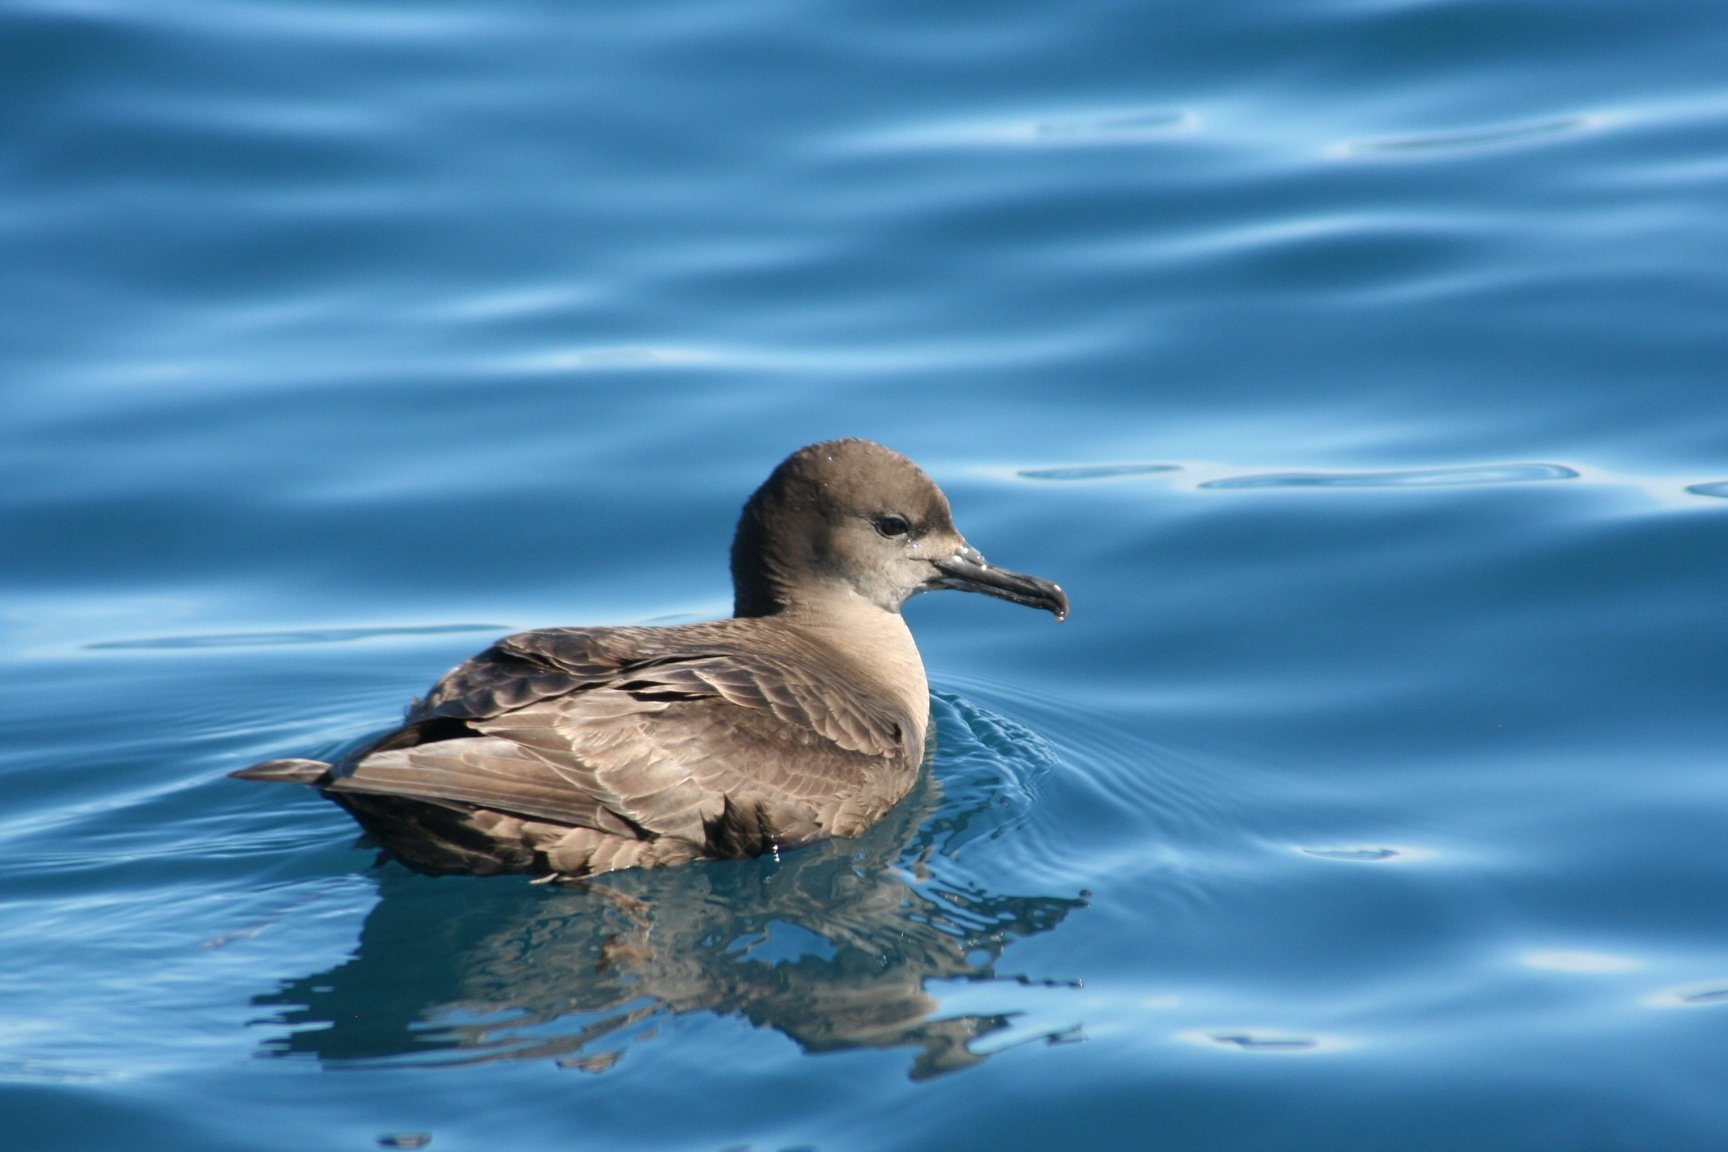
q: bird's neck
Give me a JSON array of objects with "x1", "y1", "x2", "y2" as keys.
[{"x1": 772, "y1": 590, "x2": 930, "y2": 746}]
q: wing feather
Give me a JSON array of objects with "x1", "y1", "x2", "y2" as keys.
[{"x1": 334, "y1": 621, "x2": 922, "y2": 866}]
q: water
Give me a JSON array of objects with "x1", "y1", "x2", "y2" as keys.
[{"x1": 4, "y1": 0, "x2": 1727, "y2": 1148}]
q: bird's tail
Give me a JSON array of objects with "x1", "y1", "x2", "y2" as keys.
[{"x1": 229, "y1": 758, "x2": 332, "y2": 785}]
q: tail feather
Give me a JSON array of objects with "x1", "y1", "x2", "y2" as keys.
[{"x1": 230, "y1": 757, "x2": 332, "y2": 785}]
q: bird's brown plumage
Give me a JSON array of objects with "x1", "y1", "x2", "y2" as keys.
[{"x1": 232, "y1": 438, "x2": 1067, "y2": 879}]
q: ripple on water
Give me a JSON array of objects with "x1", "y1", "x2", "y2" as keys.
[
  {"x1": 1297, "y1": 845, "x2": 1403, "y2": 863},
  {"x1": 1176, "y1": 1029, "x2": 1351, "y2": 1054},
  {"x1": 84, "y1": 623, "x2": 505, "y2": 650},
  {"x1": 845, "y1": 107, "x2": 1194, "y2": 153},
  {"x1": 1030, "y1": 109, "x2": 1192, "y2": 142},
  {"x1": 925, "y1": 691, "x2": 1063, "y2": 873},
  {"x1": 1200, "y1": 463, "x2": 1579, "y2": 490},
  {"x1": 1016, "y1": 463, "x2": 1181, "y2": 482},
  {"x1": 1519, "y1": 950, "x2": 1644, "y2": 974},
  {"x1": 1334, "y1": 115, "x2": 1605, "y2": 158},
  {"x1": 925, "y1": 676, "x2": 1263, "y2": 922},
  {"x1": 1642, "y1": 981, "x2": 1728, "y2": 1008}
]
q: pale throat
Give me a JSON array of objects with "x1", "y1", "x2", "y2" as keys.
[{"x1": 781, "y1": 589, "x2": 931, "y2": 746}]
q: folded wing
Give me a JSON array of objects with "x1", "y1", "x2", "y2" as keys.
[{"x1": 324, "y1": 624, "x2": 921, "y2": 867}]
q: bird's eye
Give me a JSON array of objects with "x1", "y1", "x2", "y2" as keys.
[{"x1": 873, "y1": 514, "x2": 911, "y2": 539}]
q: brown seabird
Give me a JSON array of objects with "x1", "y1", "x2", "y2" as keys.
[{"x1": 232, "y1": 438, "x2": 1067, "y2": 879}]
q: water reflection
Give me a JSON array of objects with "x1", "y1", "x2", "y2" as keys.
[{"x1": 249, "y1": 698, "x2": 1086, "y2": 1079}]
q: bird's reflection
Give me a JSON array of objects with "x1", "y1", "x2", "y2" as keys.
[{"x1": 251, "y1": 695, "x2": 1087, "y2": 1079}]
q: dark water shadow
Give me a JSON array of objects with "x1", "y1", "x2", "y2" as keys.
[{"x1": 246, "y1": 696, "x2": 1087, "y2": 1079}]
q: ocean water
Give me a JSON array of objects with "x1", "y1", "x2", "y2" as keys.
[{"x1": 4, "y1": 0, "x2": 1727, "y2": 1148}]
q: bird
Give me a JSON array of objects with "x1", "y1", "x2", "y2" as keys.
[{"x1": 231, "y1": 438, "x2": 1068, "y2": 880}]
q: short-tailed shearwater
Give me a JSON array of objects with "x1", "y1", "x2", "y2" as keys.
[{"x1": 232, "y1": 438, "x2": 1067, "y2": 878}]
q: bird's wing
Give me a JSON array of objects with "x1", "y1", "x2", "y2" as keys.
[
  {"x1": 404, "y1": 627, "x2": 649, "y2": 722},
  {"x1": 409, "y1": 625, "x2": 907, "y2": 756},
  {"x1": 329, "y1": 627, "x2": 919, "y2": 849}
]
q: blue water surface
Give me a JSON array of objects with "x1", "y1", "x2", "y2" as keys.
[{"x1": 4, "y1": 0, "x2": 1728, "y2": 1148}]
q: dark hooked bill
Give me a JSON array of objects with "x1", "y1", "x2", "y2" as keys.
[{"x1": 932, "y1": 547, "x2": 1069, "y2": 620}]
